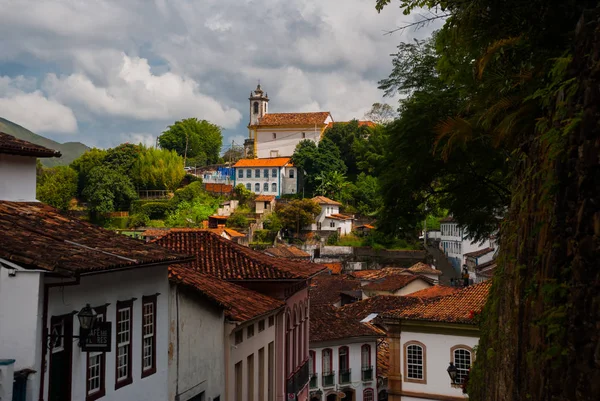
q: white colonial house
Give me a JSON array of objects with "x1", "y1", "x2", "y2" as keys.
[
  {"x1": 244, "y1": 84, "x2": 333, "y2": 159},
  {"x1": 233, "y1": 157, "x2": 297, "y2": 197},
  {"x1": 0, "y1": 133, "x2": 193, "y2": 401},
  {"x1": 439, "y1": 217, "x2": 493, "y2": 273},
  {"x1": 308, "y1": 196, "x2": 353, "y2": 236},
  {"x1": 309, "y1": 304, "x2": 381, "y2": 401},
  {"x1": 380, "y1": 282, "x2": 491, "y2": 401}
]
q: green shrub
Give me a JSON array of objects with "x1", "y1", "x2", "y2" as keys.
[
  {"x1": 263, "y1": 213, "x2": 283, "y2": 231},
  {"x1": 147, "y1": 220, "x2": 166, "y2": 228},
  {"x1": 326, "y1": 232, "x2": 339, "y2": 245},
  {"x1": 171, "y1": 181, "x2": 205, "y2": 204},
  {"x1": 226, "y1": 206, "x2": 251, "y2": 228},
  {"x1": 109, "y1": 216, "x2": 129, "y2": 229},
  {"x1": 129, "y1": 213, "x2": 150, "y2": 228},
  {"x1": 253, "y1": 229, "x2": 276, "y2": 244},
  {"x1": 140, "y1": 202, "x2": 171, "y2": 219}
]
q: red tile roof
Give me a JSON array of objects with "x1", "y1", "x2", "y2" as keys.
[
  {"x1": 377, "y1": 339, "x2": 389, "y2": 377},
  {"x1": 255, "y1": 195, "x2": 276, "y2": 202},
  {"x1": 322, "y1": 263, "x2": 343, "y2": 275},
  {"x1": 0, "y1": 201, "x2": 192, "y2": 274},
  {"x1": 439, "y1": 216, "x2": 455, "y2": 223},
  {"x1": 0, "y1": 132, "x2": 61, "y2": 158},
  {"x1": 339, "y1": 295, "x2": 424, "y2": 321},
  {"x1": 309, "y1": 274, "x2": 362, "y2": 305},
  {"x1": 349, "y1": 267, "x2": 409, "y2": 280},
  {"x1": 362, "y1": 275, "x2": 431, "y2": 292},
  {"x1": 169, "y1": 265, "x2": 283, "y2": 322},
  {"x1": 407, "y1": 262, "x2": 443, "y2": 275},
  {"x1": 255, "y1": 112, "x2": 331, "y2": 127},
  {"x1": 264, "y1": 244, "x2": 311, "y2": 259},
  {"x1": 311, "y1": 196, "x2": 341, "y2": 206},
  {"x1": 404, "y1": 285, "x2": 460, "y2": 299},
  {"x1": 356, "y1": 224, "x2": 375, "y2": 230},
  {"x1": 153, "y1": 230, "x2": 326, "y2": 280},
  {"x1": 464, "y1": 247, "x2": 495, "y2": 258},
  {"x1": 234, "y1": 157, "x2": 292, "y2": 167},
  {"x1": 141, "y1": 227, "x2": 245, "y2": 240},
  {"x1": 327, "y1": 213, "x2": 353, "y2": 221},
  {"x1": 310, "y1": 304, "x2": 383, "y2": 343},
  {"x1": 383, "y1": 281, "x2": 491, "y2": 324}
]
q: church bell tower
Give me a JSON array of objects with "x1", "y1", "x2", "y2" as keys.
[{"x1": 249, "y1": 84, "x2": 269, "y2": 126}]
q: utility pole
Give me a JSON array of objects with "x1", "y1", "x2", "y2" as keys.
[{"x1": 183, "y1": 131, "x2": 189, "y2": 167}]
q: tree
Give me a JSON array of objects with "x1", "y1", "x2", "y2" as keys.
[
  {"x1": 222, "y1": 146, "x2": 245, "y2": 164},
  {"x1": 165, "y1": 199, "x2": 218, "y2": 227},
  {"x1": 322, "y1": 120, "x2": 371, "y2": 179},
  {"x1": 274, "y1": 199, "x2": 321, "y2": 233},
  {"x1": 158, "y1": 118, "x2": 223, "y2": 166},
  {"x1": 104, "y1": 143, "x2": 143, "y2": 174},
  {"x1": 314, "y1": 171, "x2": 349, "y2": 200},
  {"x1": 364, "y1": 103, "x2": 396, "y2": 124},
  {"x1": 350, "y1": 173, "x2": 382, "y2": 216},
  {"x1": 82, "y1": 166, "x2": 138, "y2": 214},
  {"x1": 291, "y1": 138, "x2": 347, "y2": 195},
  {"x1": 70, "y1": 148, "x2": 107, "y2": 197},
  {"x1": 132, "y1": 146, "x2": 185, "y2": 191},
  {"x1": 36, "y1": 166, "x2": 78, "y2": 210}
]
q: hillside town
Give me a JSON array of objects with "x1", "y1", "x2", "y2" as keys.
[{"x1": 1, "y1": 1, "x2": 598, "y2": 401}]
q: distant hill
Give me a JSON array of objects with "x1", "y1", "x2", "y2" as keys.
[{"x1": 0, "y1": 117, "x2": 89, "y2": 167}]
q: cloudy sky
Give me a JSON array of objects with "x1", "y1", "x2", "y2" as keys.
[{"x1": 0, "y1": 0, "x2": 439, "y2": 150}]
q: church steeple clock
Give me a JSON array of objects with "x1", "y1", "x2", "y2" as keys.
[{"x1": 249, "y1": 83, "x2": 269, "y2": 126}]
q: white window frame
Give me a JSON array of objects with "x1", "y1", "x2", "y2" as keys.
[
  {"x1": 142, "y1": 301, "x2": 155, "y2": 373},
  {"x1": 87, "y1": 313, "x2": 105, "y2": 396},
  {"x1": 116, "y1": 305, "x2": 132, "y2": 384}
]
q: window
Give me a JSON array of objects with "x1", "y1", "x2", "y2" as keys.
[
  {"x1": 361, "y1": 345, "x2": 371, "y2": 368},
  {"x1": 271, "y1": 183, "x2": 277, "y2": 193},
  {"x1": 253, "y1": 102, "x2": 259, "y2": 114},
  {"x1": 268, "y1": 315, "x2": 275, "y2": 327},
  {"x1": 255, "y1": 169, "x2": 260, "y2": 178},
  {"x1": 87, "y1": 306, "x2": 106, "y2": 401},
  {"x1": 246, "y1": 183, "x2": 251, "y2": 191},
  {"x1": 115, "y1": 300, "x2": 133, "y2": 389},
  {"x1": 258, "y1": 320, "x2": 265, "y2": 332},
  {"x1": 247, "y1": 324, "x2": 254, "y2": 339},
  {"x1": 301, "y1": 132, "x2": 306, "y2": 139},
  {"x1": 263, "y1": 183, "x2": 269, "y2": 192},
  {"x1": 272, "y1": 133, "x2": 276, "y2": 139},
  {"x1": 141, "y1": 295, "x2": 157, "y2": 377},
  {"x1": 248, "y1": 354, "x2": 254, "y2": 401},
  {"x1": 238, "y1": 169, "x2": 243, "y2": 178},
  {"x1": 339, "y1": 346, "x2": 350, "y2": 383},
  {"x1": 329, "y1": 222, "x2": 335, "y2": 228},
  {"x1": 309, "y1": 351, "x2": 315, "y2": 376},
  {"x1": 451, "y1": 346, "x2": 472, "y2": 384},
  {"x1": 263, "y1": 169, "x2": 269, "y2": 178},
  {"x1": 246, "y1": 169, "x2": 251, "y2": 178},
  {"x1": 322, "y1": 349, "x2": 332, "y2": 374},
  {"x1": 289, "y1": 169, "x2": 294, "y2": 178},
  {"x1": 404, "y1": 341, "x2": 426, "y2": 383},
  {"x1": 235, "y1": 361, "x2": 242, "y2": 401},
  {"x1": 363, "y1": 389, "x2": 374, "y2": 401},
  {"x1": 271, "y1": 168, "x2": 277, "y2": 178},
  {"x1": 255, "y1": 183, "x2": 260, "y2": 192},
  {"x1": 235, "y1": 330, "x2": 243, "y2": 345}
]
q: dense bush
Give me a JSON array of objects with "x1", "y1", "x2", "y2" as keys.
[
  {"x1": 226, "y1": 206, "x2": 251, "y2": 229},
  {"x1": 140, "y1": 202, "x2": 171, "y2": 219},
  {"x1": 326, "y1": 232, "x2": 339, "y2": 245},
  {"x1": 108, "y1": 217, "x2": 130, "y2": 229},
  {"x1": 171, "y1": 181, "x2": 205, "y2": 204},
  {"x1": 253, "y1": 229, "x2": 276, "y2": 244},
  {"x1": 128, "y1": 213, "x2": 150, "y2": 228}
]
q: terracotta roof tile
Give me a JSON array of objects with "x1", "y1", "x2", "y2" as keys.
[
  {"x1": 264, "y1": 244, "x2": 311, "y2": 259},
  {"x1": 0, "y1": 132, "x2": 61, "y2": 158},
  {"x1": 407, "y1": 262, "x2": 443, "y2": 275},
  {"x1": 142, "y1": 227, "x2": 245, "y2": 240},
  {"x1": 439, "y1": 216, "x2": 455, "y2": 223},
  {"x1": 327, "y1": 213, "x2": 353, "y2": 221},
  {"x1": 0, "y1": 201, "x2": 192, "y2": 274},
  {"x1": 404, "y1": 285, "x2": 459, "y2": 299},
  {"x1": 339, "y1": 295, "x2": 424, "y2": 321},
  {"x1": 322, "y1": 263, "x2": 343, "y2": 275},
  {"x1": 311, "y1": 196, "x2": 341, "y2": 206},
  {"x1": 255, "y1": 195, "x2": 276, "y2": 202},
  {"x1": 169, "y1": 265, "x2": 283, "y2": 322},
  {"x1": 356, "y1": 224, "x2": 375, "y2": 229},
  {"x1": 309, "y1": 274, "x2": 361, "y2": 305},
  {"x1": 464, "y1": 247, "x2": 495, "y2": 258},
  {"x1": 309, "y1": 304, "x2": 382, "y2": 343},
  {"x1": 377, "y1": 339, "x2": 389, "y2": 378},
  {"x1": 255, "y1": 112, "x2": 331, "y2": 127},
  {"x1": 349, "y1": 267, "x2": 409, "y2": 280},
  {"x1": 383, "y1": 281, "x2": 491, "y2": 324},
  {"x1": 362, "y1": 275, "x2": 431, "y2": 292},
  {"x1": 234, "y1": 157, "x2": 292, "y2": 167},
  {"x1": 153, "y1": 230, "x2": 325, "y2": 280}
]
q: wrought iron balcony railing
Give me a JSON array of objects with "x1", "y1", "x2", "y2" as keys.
[
  {"x1": 339, "y1": 368, "x2": 351, "y2": 384},
  {"x1": 322, "y1": 371, "x2": 335, "y2": 387},
  {"x1": 362, "y1": 366, "x2": 373, "y2": 381},
  {"x1": 309, "y1": 374, "x2": 318, "y2": 388}
]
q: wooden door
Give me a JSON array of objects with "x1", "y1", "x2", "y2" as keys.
[{"x1": 48, "y1": 314, "x2": 73, "y2": 401}]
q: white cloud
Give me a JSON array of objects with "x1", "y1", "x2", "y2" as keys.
[
  {"x1": 0, "y1": 76, "x2": 77, "y2": 134},
  {"x1": 43, "y1": 54, "x2": 242, "y2": 128},
  {"x1": 120, "y1": 132, "x2": 157, "y2": 148}
]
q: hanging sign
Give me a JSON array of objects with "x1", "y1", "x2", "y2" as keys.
[{"x1": 82, "y1": 322, "x2": 112, "y2": 352}]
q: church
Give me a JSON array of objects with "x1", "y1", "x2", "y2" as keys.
[{"x1": 244, "y1": 84, "x2": 333, "y2": 158}]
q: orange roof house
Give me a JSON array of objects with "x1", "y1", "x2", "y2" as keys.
[{"x1": 233, "y1": 157, "x2": 293, "y2": 168}]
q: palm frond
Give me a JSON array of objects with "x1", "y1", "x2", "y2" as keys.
[
  {"x1": 433, "y1": 117, "x2": 474, "y2": 161},
  {"x1": 476, "y1": 36, "x2": 522, "y2": 79}
]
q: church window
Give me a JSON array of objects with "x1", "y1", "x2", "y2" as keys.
[
  {"x1": 253, "y1": 102, "x2": 259, "y2": 114},
  {"x1": 238, "y1": 169, "x2": 243, "y2": 179},
  {"x1": 263, "y1": 169, "x2": 269, "y2": 178}
]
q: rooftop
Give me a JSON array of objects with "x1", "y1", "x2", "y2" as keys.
[
  {"x1": 383, "y1": 281, "x2": 492, "y2": 324},
  {"x1": 311, "y1": 196, "x2": 341, "y2": 206},
  {"x1": 339, "y1": 295, "x2": 424, "y2": 321},
  {"x1": 153, "y1": 230, "x2": 325, "y2": 280},
  {"x1": 327, "y1": 213, "x2": 353, "y2": 221},
  {"x1": 169, "y1": 265, "x2": 283, "y2": 322},
  {"x1": 255, "y1": 195, "x2": 276, "y2": 202},
  {"x1": 0, "y1": 201, "x2": 192, "y2": 274},
  {"x1": 404, "y1": 285, "x2": 460, "y2": 299},
  {"x1": 310, "y1": 304, "x2": 383, "y2": 343},
  {"x1": 407, "y1": 262, "x2": 443, "y2": 276},
  {"x1": 377, "y1": 339, "x2": 390, "y2": 378},
  {"x1": 255, "y1": 112, "x2": 332, "y2": 127},
  {"x1": 0, "y1": 132, "x2": 61, "y2": 158},
  {"x1": 309, "y1": 274, "x2": 362, "y2": 305},
  {"x1": 464, "y1": 247, "x2": 495, "y2": 258},
  {"x1": 362, "y1": 274, "x2": 430, "y2": 292},
  {"x1": 141, "y1": 227, "x2": 245, "y2": 240},
  {"x1": 264, "y1": 244, "x2": 311, "y2": 259},
  {"x1": 234, "y1": 157, "x2": 292, "y2": 168},
  {"x1": 322, "y1": 263, "x2": 343, "y2": 275},
  {"x1": 439, "y1": 216, "x2": 456, "y2": 223},
  {"x1": 349, "y1": 267, "x2": 409, "y2": 280}
]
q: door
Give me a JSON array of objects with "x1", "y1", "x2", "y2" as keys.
[{"x1": 48, "y1": 314, "x2": 73, "y2": 401}]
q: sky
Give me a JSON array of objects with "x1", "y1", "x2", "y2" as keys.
[{"x1": 0, "y1": 0, "x2": 440, "y2": 151}]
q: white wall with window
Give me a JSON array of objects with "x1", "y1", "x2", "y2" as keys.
[
  {"x1": 399, "y1": 330, "x2": 477, "y2": 400},
  {"x1": 255, "y1": 126, "x2": 329, "y2": 159},
  {"x1": 233, "y1": 163, "x2": 297, "y2": 197},
  {"x1": 439, "y1": 221, "x2": 492, "y2": 273},
  {"x1": 309, "y1": 339, "x2": 378, "y2": 401}
]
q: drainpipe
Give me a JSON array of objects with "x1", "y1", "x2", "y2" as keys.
[{"x1": 39, "y1": 276, "x2": 80, "y2": 401}]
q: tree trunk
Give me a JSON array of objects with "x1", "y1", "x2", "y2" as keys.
[{"x1": 469, "y1": 10, "x2": 600, "y2": 401}]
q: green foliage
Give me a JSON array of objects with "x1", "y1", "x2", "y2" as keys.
[
  {"x1": 128, "y1": 213, "x2": 150, "y2": 228},
  {"x1": 104, "y1": 143, "x2": 142, "y2": 174},
  {"x1": 226, "y1": 206, "x2": 251, "y2": 229},
  {"x1": 165, "y1": 199, "x2": 218, "y2": 227},
  {"x1": 140, "y1": 202, "x2": 172, "y2": 219},
  {"x1": 326, "y1": 232, "x2": 339, "y2": 245},
  {"x1": 274, "y1": 199, "x2": 321, "y2": 232},
  {"x1": 263, "y1": 213, "x2": 284, "y2": 232},
  {"x1": 349, "y1": 173, "x2": 382, "y2": 216},
  {"x1": 364, "y1": 103, "x2": 396, "y2": 124},
  {"x1": 322, "y1": 120, "x2": 371, "y2": 179},
  {"x1": 82, "y1": 166, "x2": 138, "y2": 214},
  {"x1": 133, "y1": 146, "x2": 185, "y2": 191},
  {"x1": 253, "y1": 229, "x2": 276, "y2": 244},
  {"x1": 147, "y1": 220, "x2": 166, "y2": 228},
  {"x1": 108, "y1": 217, "x2": 130, "y2": 229},
  {"x1": 171, "y1": 182, "x2": 206, "y2": 205},
  {"x1": 36, "y1": 166, "x2": 78, "y2": 210},
  {"x1": 233, "y1": 183, "x2": 255, "y2": 207},
  {"x1": 291, "y1": 138, "x2": 346, "y2": 195},
  {"x1": 71, "y1": 148, "x2": 107, "y2": 196},
  {"x1": 314, "y1": 171, "x2": 349, "y2": 200},
  {"x1": 158, "y1": 118, "x2": 223, "y2": 165}
]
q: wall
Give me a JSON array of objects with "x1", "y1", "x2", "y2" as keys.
[
  {"x1": 0, "y1": 266, "x2": 44, "y2": 401},
  {"x1": 44, "y1": 264, "x2": 170, "y2": 401},
  {"x1": 235, "y1": 167, "x2": 283, "y2": 197},
  {"x1": 255, "y1": 127, "x2": 324, "y2": 159},
  {"x1": 0, "y1": 154, "x2": 37, "y2": 201},
  {"x1": 310, "y1": 204, "x2": 340, "y2": 231},
  {"x1": 310, "y1": 339, "x2": 379, "y2": 401},
  {"x1": 281, "y1": 166, "x2": 298, "y2": 195},
  {"x1": 399, "y1": 329, "x2": 477, "y2": 399},
  {"x1": 169, "y1": 285, "x2": 225, "y2": 401}
]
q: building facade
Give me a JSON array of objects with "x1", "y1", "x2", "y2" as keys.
[
  {"x1": 233, "y1": 157, "x2": 297, "y2": 197},
  {"x1": 439, "y1": 217, "x2": 492, "y2": 273},
  {"x1": 308, "y1": 196, "x2": 353, "y2": 236}
]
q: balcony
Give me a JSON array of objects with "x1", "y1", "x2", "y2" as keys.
[
  {"x1": 362, "y1": 366, "x2": 373, "y2": 381},
  {"x1": 310, "y1": 374, "x2": 318, "y2": 388},
  {"x1": 322, "y1": 371, "x2": 335, "y2": 387},
  {"x1": 339, "y1": 369, "x2": 351, "y2": 384},
  {"x1": 287, "y1": 360, "x2": 310, "y2": 396}
]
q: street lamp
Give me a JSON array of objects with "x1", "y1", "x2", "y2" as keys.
[
  {"x1": 77, "y1": 304, "x2": 98, "y2": 330},
  {"x1": 447, "y1": 362, "x2": 458, "y2": 384}
]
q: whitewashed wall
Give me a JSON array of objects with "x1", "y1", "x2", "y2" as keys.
[
  {"x1": 256, "y1": 127, "x2": 324, "y2": 159},
  {"x1": 234, "y1": 166, "x2": 296, "y2": 197},
  {"x1": 0, "y1": 154, "x2": 37, "y2": 201},
  {"x1": 45, "y1": 264, "x2": 170, "y2": 401}
]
